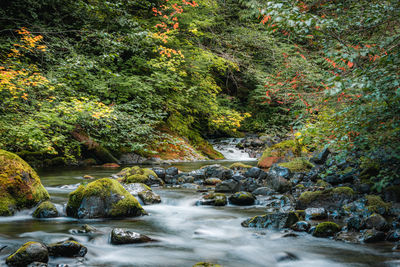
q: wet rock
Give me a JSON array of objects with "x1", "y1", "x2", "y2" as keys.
[
  {"x1": 32, "y1": 201, "x2": 58, "y2": 218},
  {"x1": 244, "y1": 167, "x2": 262, "y2": 178},
  {"x1": 152, "y1": 167, "x2": 166, "y2": 179},
  {"x1": 269, "y1": 165, "x2": 291, "y2": 179},
  {"x1": 312, "y1": 222, "x2": 340, "y2": 237},
  {"x1": 305, "y1": 207, "x2": 327, "y2": 220},
  {"x1": 181, "y1": 183, "x2": 200, "y2": 190},
  {"x1": 110, "y1": 228, "x2": 154, "y2": 245},
  {"x1": 275, "y1": 251, "x2": 298, "y2": 262},
  {"x1": 393, "y1": 243, "x2": 400, "y2": 251},
  {"x1": 204, "y1": 178, "x2": 222, "y2": 185},
  {"x1": 197, "y1": 193, "x2": 227, "y2": 206},
  {"x1": 311, "y1": 148, "x2": 330, "y2": 164},
  {"x1": 242, "y1": 212, "x2": 299, "y2": 229},
  {"x1": 386, "y1": 229, "x2": 400, "y2": 242},
  {"x1": 281, "y1": 231, "x2": 299, "y2": 238},
  {"x1": 346, "y1": 216, "x2": 365, "y2": 231},
  {"x1": 365, "y1": 213, "x2": 388, "y2": 231},
  {"x1": 202, "y1": 165, "x2": 233, "y2": 180},
  {"x1": 215, "y1": 179, "x2": 239, "y2": 193},
  {"x1": 47, "y1": 240, "x2": 87, "y2": 258},
  {"x1": 66, "y1": 178, "x2": 146, "y2": 219},
  {"x1": 296, "y1": 187, "x2": 355, "y2": 211},
  {"x1": 180, "y1": 175, "x2": 194, "y2": 183},
  {"x1": 335, "y1": 231, "x2": 360, "y2": 243},
  {"x1": 360, "y1": 229, "x2": 385, "y2": 243},
  {"x1": 188, "y1": 169, "x2": 206, "y2": 180},
  {"x1": 229, "y1": 192, "x2": 255, "y2": 206},
  {"x1": 70, "y1": 224, "x2": 100, "y2": 235},
  {"x1": 138, "y1": 190, "x2": 161, "y2": 205},
  {"x1": 6, "y1": 242, "x2": 48, "y2": 267},
  {"x1": 232, "y1": 173, "x2": 245, "y2": 182},
  {"x1": 118, "y1": 153, "x2": 146, "y2": 165},
  {"x1": 83, "y1": 175, "x2": 95, "y2": 180},
  {"x1": 252, "y1": 187, "x2": 276, "y2": 196},
  {"x1": 165, "y1": 167, "x2": 179, "y2": 176},
  {"x1": 0, "y1": 150, "x2": 50, "y2": 216},
  {"x1": 239, "y1": 178, "x2": 259, "y2": 192},
  {"x1": 266, "y1": 173, "x2": 291, "y2": 193},
  {"x1": 291, "y1": 221, "x2": 310, "y2": 232},
  {"x1": 27, "y1": 262, "x2": 47, "y2": 267}
]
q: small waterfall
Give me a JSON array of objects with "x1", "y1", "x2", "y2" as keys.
[{"x1": 209, "y1": 138, "x2": 256, "y2": 161}]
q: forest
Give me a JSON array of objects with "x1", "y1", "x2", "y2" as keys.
[{"x1": 0, "y1": 0, "x2": 399, "y2": 266}]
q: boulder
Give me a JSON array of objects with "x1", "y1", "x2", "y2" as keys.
[
  {"x1": 291, "y1": 221, "x2": 310, "y2": 232},
  {"x1": 47, "y1": 240, "x2": 87, "y2": 257},
  {"x1": 32, "y1": 201, "x2": 58, "y2": 218},
  {"x1": 165, "y1": 167, "x2": 179, "y2": 177},
  {"x1": 279, "y1": 158, "x2": 314, "y2": 173},
  {"x1": 258, "y1": 139, "x2": 302, "y2": 168},
  {"x1": 204, "y1": 178, "x2": 222, "y2": 185},
  {"x1": 335, "y1": 231, "x2": 361, "y2": 243},
  {"x1": 305, "y1": 207, "x2": 327, "y2": 220},
  {"x1": 364, "y1": 213, "x2": 388, "y2": 231},
  {"x1": 244, "y1": 167, "x2": 262, "y2": 178},
  {"x1": 197, "y1": 193, "x2": 227, "y2": 206},
  {"x1": 252, "y1": 187, "x2": 276, "y2": 196},
  {"x1": 0, "y1": 150, "x2": 50, "y2": 216},
  {"x1": 242, "y1": 212, "x2": 299, "y2": 229},
  {"x1": 265, "y1": 173, "x2": 291, "y2": 193},
  {"x1": 269, "y1": 165, "x2": 291, "y2": 179},
  {"x1": 202, "y1": 165, "x2": 233, "y2": 179},
  {"x1": 110, "y1": 228, "x2": 154, "y2": 245},
  {"x1": 311, "y1": 148, "x2": 330, "y2": 164},
  {"x1": 6, "y1": 242, "x2": 48, "y2": 267},
  {"x1": 346, "y1": 216, "x2": 365, "y2": 231},
  {"x1": 360, "y1": 229, "x2": 385, "y2": 243},
  {"x1": 229, "y1": 192, "x2": 255, "y2": 206},
  {"x1": 386, "y1": 229, "x2": 400, "y2": 242},
  {"x1": 188, "y1": 169, "x2": 206, "y2": 180},
  {"x1": 229, "y1": 162, "x2": 252, "y2": 170},
  {"x1": 215, "y1": 179, "x2": 239, "y2": 193},
  {"x1": 312, "y1": 222, "x2": 340, "y2": 237},
  {"x1": 118, "y1": 166, "x2": 162, "y2": 186},
  {"x1": 123, "y1": 183, "x2": 161, "y2": 205},
  {"x1": 296, "y1": 187, "x2": 355, "y2": 211},
  {"x1": 66, "y1": 178, "x2": 146, "y2": 219},
  {"x1": 152, "y1": 167, "x2": 166, "y2": 179}
]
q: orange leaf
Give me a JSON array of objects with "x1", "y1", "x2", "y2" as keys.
[{"x1": 347, "y1": 61, "x2": 354, "y2": 68}]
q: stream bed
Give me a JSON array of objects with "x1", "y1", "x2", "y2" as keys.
[{"x1": 0, "y1": 161, "x2": 399, "y2": 266}]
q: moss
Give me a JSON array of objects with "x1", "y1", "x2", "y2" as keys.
[
  {"x1": 0, "y1": 149, "x2": 49, "y2": 216},
  {"x1": 193, "y1": 262, "x2": 222, "y2": 267},
  {"x1": 32, "y1": 201, "x2": 58, "y2": 218},
  {"x1": 313, "y1": 222, "x2": 340, "y2": 237},
  {"x1": 121, "y1": 166, "x2": 157, "y2": 184},
  {"x1": 332, "y1": 187, "x2": 354, "y2": 196},
  {"x1": 6, "y1": 241, "x2": 36, "y2": 262},
  {"x1": 258, "y1": 139, "x2": 304, "y2": 168},
  {"x1": 279, "y1": 157, "x2": 314, "y2": 172},
  {"x1": 295, "y1": 184, "x2": 305, "y2": 189},
  {"x1": 203, "y1": 193, "x2": 227, "y2": 206},
  {"x1": 229, "y1": 162, "x2": 252, "y2": 169},
  {"x1": 316, "y1": 179, "x2": 330, "y2": 188},
  {"x1": 298, "y1": 191, "x2": 323, "y2": 205},
  {"x1": 66, "y1": 178, "x2": 145, "y2": 218},
  {"x1": 365, "y1": 195, "x2": 391, "y2": 214}
]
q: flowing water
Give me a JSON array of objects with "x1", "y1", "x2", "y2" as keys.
[
  {"x1": 209, "y1": 138, "x2": 255, "y2": 161},
  {"x1": 0, "y1": 164, "x2": 399, "y2": 267}
]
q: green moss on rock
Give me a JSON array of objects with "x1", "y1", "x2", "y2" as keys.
[
  {"x1": 258, "y1": 139, "x2": 304, "y2": 168},
  {"x1": 297, "y1": 187, "x2": 354, "y2": 210},
  {"x1": 0, "y1": 149, "x2": 49, "y2": 216},
  {"x1": 33, "y1": 201, "x2": 58, "y2": 218},
  {"x1": 120, "y1": 166, "x2": 158, "y2": 184},
  {"x1": 313, "y1": 222, "x2": 340, "y2": 237},
  {"x1": 6, "y1": 241, "x2": 49, "y2": 266},
  {"x1": 365, "y1": 195, "x2": 391, "y2": 214},
  {"x1": 279, "y1": 157, "x2": 314, "y2": 172},
  {"x1": 229, "y1": 162, "x2": 252, "y2": 170},
  {"x1": 66, "y1": 178, "x2": 145, "y2": 218}
]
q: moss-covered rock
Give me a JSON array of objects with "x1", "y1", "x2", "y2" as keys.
[
  {"x1": 365, "y1": 195, "x2": 391, "y2": 215},
  {"x1": 241, "y1": 211, "x2": 299, "y2": 229},
  {"x1": 278, "y1": 157, "x2": 314, "y2": 172},
  {"x1": 32, "y1": 201, "x2": 58, "y2": 218},
  {"x1": 258, "y1": 139, "x2": 303, "y2": 168},
  {"x1": 297, "y1": 187, "x2": 354, "y2": 210},
  {"x1": 229, "y1": 191, "x2": 255, "y2": 206},
  {"x1": 229, "y1": 162, "x2": 252, "y2": 170},
  {"x1": 313, "y1": 222, "x2": 340, "y2": 237},
  {"x1": 66, "y1": 178, "x2": 146, "y2": 219},
  {"x1": 119, "y1": 166, "x2": 161, "y2": 185},
  {"x1": 123, "y1": 183, "x2": 161, "y2": 205},
  {"x1": 47, "y1": 240, "x2": 87, "y2": 257},
  {"x1": 110, "y1": 228, "x2": 155, "y2": 245},
  {"x1": 6, "y1": 241, "x2": 48, "y2": 266},
  {"x1": 0, "y1": 149, "x2": 49, "y2": 216},
  {"x1": 198, "y1": 193, "x2": 227, "y2": 206}
]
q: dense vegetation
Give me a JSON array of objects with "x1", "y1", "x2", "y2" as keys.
[{"x1": 1, "y1": 0, "x2": 399, "y2": 190}]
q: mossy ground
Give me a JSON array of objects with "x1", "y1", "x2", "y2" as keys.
[
  {"x1": 0, "y1": 149, "x2": 49, "y2": 216},
  {"x1": 279, "y1": 157, "x2": 314, "y2": 172},
  {"x1": 67, "y1": 178, "x2": 145, "y2": 218}
]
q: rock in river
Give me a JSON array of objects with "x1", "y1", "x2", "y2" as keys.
[
  {"x1": 32, "y1": 201, "x2": 58, "y2": 218},
  {"x1": 242, "y1": 212, "x2": 299, "y2": 229},
  {"x1": 110, "y1": 228, "x2": 155, "y2": 245},
  {"x1": 66, "y1": 178, "x2": 146, "y2": 219},
  {"x1": 229, "y1": 191, "x2": 255, "y2": 206},
  {"x1": 0, "y1": 149, "x2": 50, "y2": 216},
  {"x1": 47, "y1": 240, "x2": 87, "y2": 257},
  {"x1": 6, "y1": 242, "x2": 48, "y2": 267}
]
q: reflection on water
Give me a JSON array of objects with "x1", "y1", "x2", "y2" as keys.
[{"x1": 0, "y1": 165, "x2": 399, "y2": 266}]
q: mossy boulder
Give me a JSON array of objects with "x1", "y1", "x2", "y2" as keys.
[
  {"x1": 278, "y1": 157, "x2": 314, "y2": 173},
  {"x1": 258, "y1": 139, "x2": 303, "y2": 168},
  {"x1": 198, "y1": 193, "x2": 227, "y2": 206},
  {"x1": 313, "y1": 222, "x2": 340, "y2": 237},
  {"x1": 32, "y1": 201, "x2": 58, "y2": 218},
  {"x1": 6, "y1": 241, "x2": 48, "y2": 266},
  {"x1": 47, "y1": 240, "x2": 87, "y2": 257},
  {"x1": 0, "y1": 150, "x2": 50, "y2": 216},
  {"x1": 110, "y1": 228, "x2": 155, "y2": 245},
  {"x1": 297, "y1": 187, "x2": 355, "y2": 211},
  {"x1": 229, "y1": 191, "x2": 255, "y2": 206},
  {"x1": 118, "y1": 166, "x2": 162, "y2": 185},
  {"x1": 123, "y1": 183, "x2": 161, "y2": 205},
  {"x1": 66, "y1": 178, "x2": 146, "y2": 219},
  {"x1": 365, "y1": 195, "x2": 391, "y2": 215},
  {"x1": 242, "y1": 211, "x2": 299, "y2": 229},
  {"x1": 229, "y1": 162, "x2": 252, "y2": 170}
]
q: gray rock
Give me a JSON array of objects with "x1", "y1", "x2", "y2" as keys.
[
  {"x1": 215, "y1": 179, "x2": 239, "y2": 193},
  {"x1": 188, "y1": 169, "x2": 206, "y2": 180},
  {"x1": 244, "y1": 167, "x2": 262, "y2": 178},
  {"x1": 119, "y1": 153, "x2": 146, "y2": 164},
  {"x1": 202, "y1": 164, "x2": 233, "y2": 179},
  {"x1": 275, "y1": 251, "x2": 299, "y2": 262},
  {"x1": 360, "y1": 229, "x2": 385, "y2": 243},
  {"x1": 311, "y1": 148, "x2": 330, "y2": 164},
  {"x1": 152, "y1": 167, "x2": 166, "y2": 179},
  {"x1": 386, "y1": 229, "x2": 400, "y2": 242},
  {"x1": 241, "y1": 212, "x2": 299, "y2": 229},
  {"x1": 291, "y1": 221, "x2": 310, "y2": 232},
  {"x1": 204, "y1": 178, "x2": 222, "y2": 185},
  {"x1": 346, "y1": 216, "x2": 365, "y2": 231},
  {"x1": 197, "y1": 193, "x2": 227, "y2": 206},
  {"x1": 47, "y1": 240, "x2": 87, "y2": 258},
  {"x1": 6, "y1": 242, "x2": 48, "y2": 267},
  {"x1": 269, "y1": 165, "x2": 291, "y2": 179},
  {"x1": 266, "y1": 174, "x2": 291, "y2": 193},
  {"x1": 335, "y1": 231, "x2": 361, "y2": 243},
  {"x1": 165, "y1": 167, "x2": 179, "y2": 176},
  {"x1": 232, "y1": 173, "x2": 245, "y2": 182},
  {"x1": 365, "y1": 213, "x2": 388, "y2": 231},
  {"x1": 181, "y1": 183, "x2": 200, "y2": 190},
  {"x1": 110, "y1": 228, "x2": 154, "y2": 245},
  {"x1": 252, "y1": 187, "x2": 276, "y2": 196}
]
